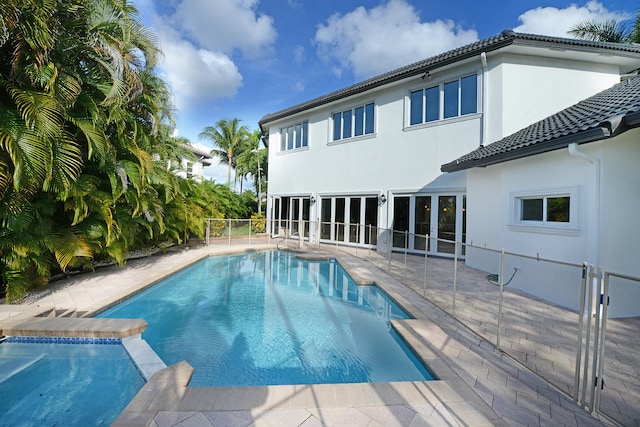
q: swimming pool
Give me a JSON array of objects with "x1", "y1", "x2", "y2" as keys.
[
  {"x1": 99, "y1": 250, "x2": 434, "y2": 386},
  {"x1": 0, "y1": 337, "x2": 145, "y2": 426}
]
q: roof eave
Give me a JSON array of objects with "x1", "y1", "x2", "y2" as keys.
[
  {"x1": 258, "y1": 37, "x2": 515, "y2": 127},
  {"x1": 441, "y1": 127, "x2": 610, "y2": 173}
]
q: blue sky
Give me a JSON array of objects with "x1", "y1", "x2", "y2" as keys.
[{"x1": 131, "y1": 0, "x2": 635, "y2": 182}]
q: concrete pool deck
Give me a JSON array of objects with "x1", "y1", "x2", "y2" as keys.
[{"x1": 0, "y1": 242, "x2": 610, "y2": 426}]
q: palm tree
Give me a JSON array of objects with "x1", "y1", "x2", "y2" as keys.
[
  {"x1": 199, "y1": 118, "x2": 249, "y2": 190},
  {"x1": 569, "y1": 9, "x2": 640, "y2": 43},
  {"x1": 235, "y1": 129, "x2": 267, "y2": 208},
  {"x1": 0, "y1": 0, "x2": 175, "y2": 300}
]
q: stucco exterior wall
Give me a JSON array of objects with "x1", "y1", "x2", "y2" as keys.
[
  {"x1": 465, "y1": 132, "x2": 640, "y2": 317},
  {"x1": 489, "y1": 54, "x2": 621, "y2": 140},
  {"x1": 600, "y1": 129, "x2": 640, "y2": 317}
]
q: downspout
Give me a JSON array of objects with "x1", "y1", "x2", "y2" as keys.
[
  {"x1": 480, "y1": 52, "x2": 488, "y2": 147},
  {"x1": 568, "y1": 143, "x2": 601, "y2": 270}
]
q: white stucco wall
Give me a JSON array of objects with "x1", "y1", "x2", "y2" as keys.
[
  {"x1": 486, "y1": 54, "x2": 621, "y2": 141},
  {"x1": 465, "y1": 131, "x2": 640, "y2": 317},
  {"x1": 599, "y1": 129, "x2": 640, "y2": 317},
  {"x1": 466, "y1": 149, "x2": 592, "y2": 311},
  {"x1": 268, "y1": 80, "x2": 483, "y2": 198},
  {"x1": 267, "y1": 52, "x2": 624, "y2": 212}
]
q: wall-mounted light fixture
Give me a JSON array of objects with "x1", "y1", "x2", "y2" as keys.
[
  {"x1": 379, "y1": 194, "x2": 387, "y2": 206},
  {"x1": 310, "y1": 196, "x2": 316, "y2": 204}
]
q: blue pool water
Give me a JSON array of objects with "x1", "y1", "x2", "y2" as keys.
[
  {"x1": 0, "y1": 337, "x2": 145, "y2": 426},
  {"x1": 99, "y1": 251, "x2": 434, "y2": 386}
]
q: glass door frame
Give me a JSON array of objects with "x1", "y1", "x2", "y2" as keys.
[
  {"x1": 318, "y1": 194, "x2": 379, "y2": 246},
  {"x1": 270, "y1": 195, "x2": 312, "y2": 238},
  {"x1": 390, "y1": 192, "x2": 466, "y2": 257}
]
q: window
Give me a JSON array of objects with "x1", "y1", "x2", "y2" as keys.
[
  {"x1": 511, "y1": 189, "x2": 577, "y2": 233},
  {"x1": 332, "y1": 103, "x2": 375, "y2": 141},
  {"x1": 409, "y1": 74, "x2": 477, "y2": 125},
  {"x1": 520, "y1": 196, "x2": 570, "y2": 223},
  {"x1": 280, "y1": 121, "x2": 308, "y2": 152}
]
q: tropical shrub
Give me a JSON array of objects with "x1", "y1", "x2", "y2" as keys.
[
  {"x1": 251, "y1": 212, "x2": 266, "y2": 234},
  {"x1": 0, "y1": 0, "x2": 259, "y2": 301}
]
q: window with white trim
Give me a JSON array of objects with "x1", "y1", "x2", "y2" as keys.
[
  {"x1": 511, "y1": 188, "x2": 577, "y2": 233},
  {"x1": 520, "y1": 196, "x2": 570, "y2": 223},
  {"x1": 332, "y1": 102, "x2": 375, "y2": 141},
  {"x1": 409, "y1": 74, "x2": 477, "y2": 126},
  {"x1": 280, "y1": 121, "x2": 308, "y2": 152}
]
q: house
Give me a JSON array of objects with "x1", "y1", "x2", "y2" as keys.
[
  {"x1": 441, "y1": 76, "x2": 640, "y2": 317},
  {"x1": 258, "y1": 31, "x2": 640, "y2": 265},
  {"x1": 175, "y1": 145, "x2": 212, "y2": 182}
]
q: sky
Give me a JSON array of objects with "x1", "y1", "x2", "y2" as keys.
[{"x1": 131, "y1": 0, "x2": 635, "y2": 183}]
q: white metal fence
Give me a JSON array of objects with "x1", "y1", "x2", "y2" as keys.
[{"x1": 206, "y1": 218, "x2": 640, "y2": 426}]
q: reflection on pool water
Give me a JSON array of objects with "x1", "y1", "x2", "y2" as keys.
[
  {"x1": 99, "y1": 250, "x2": 434, "y2": 386},
  {"x1": 0, "y1": 337, "x2": 145, "y2": 426}
]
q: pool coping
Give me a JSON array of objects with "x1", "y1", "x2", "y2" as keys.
[{"x1": 0, "y1": 317, "x2": 148, "y2": 338}]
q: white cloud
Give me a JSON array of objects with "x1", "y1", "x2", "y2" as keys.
[
  {"x1": 158, "y1": 30, "x2": 243, "y2": 110},
  {"x1": 138, "y1": 0, "x2": 277, "y2": 111},
  {"x1": 513, "y1": 1, "x2": 631, "y2": 38},
  {"x1": 174, "y1": 0, "x2": 277, "y2": 59},
  {"x1": 314, "y1": 0, "x2": 478, "y2": 79}
]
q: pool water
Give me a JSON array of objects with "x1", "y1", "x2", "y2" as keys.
[
  {"x1": 99, "y1": 251, "x2": 434, "y2": 386},
  {"x1": 0, "y1": 338, "x2": 145, "y2": 426}
]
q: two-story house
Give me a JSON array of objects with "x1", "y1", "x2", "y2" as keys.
[
  {"x1": 175, "y1": 144, "x2": 213, "y2": 182},
  {"x1": 259, "y1": 31, "x2": 640, "y2": 261}
]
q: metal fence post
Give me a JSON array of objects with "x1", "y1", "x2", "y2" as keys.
[
  {"x1": 404, "y1": 231, "x2": 408, "y2": 283},
  {"x1": 228, "y1": 220, "x2": 232, "y2": 246},
  {"x1": 248, "y1": 218, "x2": 252, "y2": 245},
  {"x1": 581, "y1": 265, "x2": 595, "y2": 408},
  {"x1": 423, "y1": 234, "x2": 428, "y2": 297},
  {"x1": 496, "y1": 248, "x2": 505, "y2": 350},
  {"x1": 594, "y1": 270, "x2": 610, "y2": 414},
  {"x1": 589, "y1": 266, "x2": 604, "y2": 412},
  {"x1": 206, "y1": 218, "x2": 210, "y2": 246},
  {"x1": 452, "y1": 240, "x2": 458, "y2": 318},
  {"x1": 574, "y1": 262, "x2": 588, "y2": 403},
  {"x1": 387, "y1": 230, "x2": 392, "y2": 274}
]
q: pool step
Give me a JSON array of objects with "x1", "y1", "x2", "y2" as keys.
[
  {"x1": 0, "y1": 354, "x2": 46, "y2": 384},
  {"x1": 122, "y1": 335, "x2": 167, "y2": 380}
]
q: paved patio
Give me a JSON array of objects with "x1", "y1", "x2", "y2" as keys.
[{"x1": 0, "y1": 240, "x2": 624, "y2": 426}]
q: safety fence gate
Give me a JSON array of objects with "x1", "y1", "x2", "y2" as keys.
[{"x1": 545, "y1": 264, "x2": 638, "y2": 426}]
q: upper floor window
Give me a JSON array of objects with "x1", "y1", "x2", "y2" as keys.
[
  {"x1": 280, "y1": 121, "x2": 308, "y2": 152},
  {"x1": 332, "y1": 102, "x2": 375, "y2": 141},
  {"x1": 410, "y1": 74, "x2": 477, "y2": 125}
]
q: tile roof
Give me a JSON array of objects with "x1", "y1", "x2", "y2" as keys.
[
  {"x1": 441, "y1": 76, "x2": 640, "y2": 172},
  {"x1": 259, "y1": 31, "x2": 640, "y2": 127}
]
